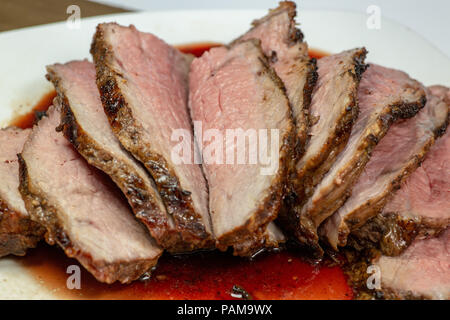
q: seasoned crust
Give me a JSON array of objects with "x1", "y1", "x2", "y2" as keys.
[
  {"x1": 344, "y1": 226, "x2": 448, "y2": 300},
  {"x1": 338, "y1": 115, "x2": 443, "y2": 245},
  {"x1": 46, "y1": 67, "x2": 193, "y2": 253},
  {"x1": 346, "y1": 118, "x2": 449, "y2": 256},
  {"x1": 0, "y1": 127, "x2": 44, "y2": 257},
  {"x1": 18, "y1": 153, "x2": 159, "y2": 284},
  {"x1": 331, "y1": 89, "x2": 446, "y2": 249},
  {"x1": 298, "y1": 58, "x2": 318, "y2": 155},
  {"x1": 319, "y1": 97, "x2": 426, "y2": 240},
  {"x1": 91, "y1": 23, "x2": 214, "y2": 250},
  {"x1": 312, "y1": 86, "x2": 426, "y2": 254},
  {"x1": 0, "y1": 197, "x2": 43, "y2": 257},
  {"x1": 278, "y1": 48, "x2": 368, "y2": 257},
  {"x1": 295, "y1": 48, "x2": 368, "y2": 201}
]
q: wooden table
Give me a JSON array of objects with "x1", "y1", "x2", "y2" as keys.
[{"x1": 0, "y1": 0, "x2": 129, "y2": 32}]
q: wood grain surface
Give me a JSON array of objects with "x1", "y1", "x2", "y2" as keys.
[{"x1": 0, "y1": 0, "x2": 130, "y2": 32}]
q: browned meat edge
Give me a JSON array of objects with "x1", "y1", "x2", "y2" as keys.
[
  {"x1": 214, "y1": 43, "x2": 295, "y2": 255},
  {"x1": 0, "y1": 197, "x2": 43, "y2": 257},
  {"x1": 298, "y1": 50, "x2": 369, "y2": 199},
  {"x1": 320, "y1": 94, "x2": 427, "y2": 244},
  {"x1": 231, "y1": 230, "x2": 283, "y2": 258},
  {"x1": 342, "y1": 233, "x2": 447, "y2": 300},
  {"x1": 46, "y1": 70, "x2": 192, "y2": 253},
  {"x1": 17, "y1": 154, "x2": 158, "y2": 284},
  {"x1": 91, "y1": 26, "x2": 214, "y2": 250},
  {"x1": 279, "y1": 49, "x2": 368, "y2": 256},
  {"x1": 299, "y1": 61, "x2": 319, "y2": 155},
  {"x1": 342, "y1": 115, "x2": 449, "y2": 300},
  {"x1": 345, "y1": 113, "x2": 448, "y2": 257},
  {"x1": 342, "y1": 248, "x2": 413, "y2": 300}
]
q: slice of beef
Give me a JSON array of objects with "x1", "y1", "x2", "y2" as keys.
[
  {"x1": 189, "y1": 40, "x2": 294, "y2": 255},
  {"x1": 46, "y1": 60, "x2": 190, "y2": 253},
  {"x1": 279, "y1": 48, "x2": 367, "y2": 252},
  {"x1": 18, "y1": 106, "x2": 162, "y2": 283},
  {"x1": 324, "y1": 85, "x2": 449, "y2": 252},
  {"x1": 0, "y1": 128, "x2": 43, "y2": 257},
  {"x1": 232, "y1": 1, "x2": 317, "y2": 154},
  {"x1": 372, "y1": 228, "x2": 449, "y2": 300},
  {"x1": 91, "y1": 23, "x2": 213, "y2": 250},
  {"x1": 231, "y1": 1, "x2": 312, "y2": 254},
  {"x1": 313, "y1": 65, "x2": 427, "y2": 246}
]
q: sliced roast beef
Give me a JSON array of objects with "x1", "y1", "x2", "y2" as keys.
[
  {"x1": 189, "y1": 40, "x2": 294, "y2": 255},
  {"x1": 373, "y1": 228, "x2": 449, "y2": 300},
  {"x1": 325, "y1": 85, "x2": 449, "y2": 253},
  {"x1": 91, "y1": 23, "x2": 213, "y2": 250},
  {"x1": 233, "y1": 1, "x2": 317, "y2": 153},
  {"x1": 312, "y1": 66, "x2": 425, "y2": 228},
  {"x1": 0, "y1": 128, "x2": 43, "y2": 257},
  {"x1": 46, "y1": 60, "x2": 191, "y2": 252},
  {"x1": 18, "y1": 106, "x2": 162, "y2": 283},
  {"x1": 231, "y1": 1, "x2": 312, "y2": 253},
  {"x1": 385, "y1": 86, "x2": 450, "y2": 232},
  {"x1": 279, "y1": 48, "x2": 367, "y2": 252}
]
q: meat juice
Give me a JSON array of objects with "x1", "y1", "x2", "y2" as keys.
[{"x1": 12, "y1": 43, "x2": 351, "y2": 300}]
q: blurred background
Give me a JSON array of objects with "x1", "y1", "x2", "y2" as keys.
[{"x1": 1, "y1": 0, "x2": 449, "y2": 57}]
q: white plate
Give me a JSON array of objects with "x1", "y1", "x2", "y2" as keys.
[{"x1": 0, "y1": 9, "x2": 449, "y2": 299}]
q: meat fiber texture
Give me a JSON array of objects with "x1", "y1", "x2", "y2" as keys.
[
  {"x1": 328, "y1": 85, "x2": 449, "y2": 254},
  {"x1": 46, "y1": 60, "x2": 190, "y2": 252},
  {"x1": 373, "y1": 228, "x2": 449, "y2": 300},
  {"x1": 189, "y1": 40, "x2": 294, "y2": 256},
  {"x1": 0, "y1": 127, "x2": 43, "y2": 257},
  {"x1": 281, "y1": 48, "x2": 367, "y2": 254},
  {"x1": 318, "y1": 65, "x2": 428, "y2": 249},
  {"x1": 382, "y1": 85, "x2": 450, "y2": 230},
  {"x1": 18, "y1": 106, "x2": 162, "y2": 284}
]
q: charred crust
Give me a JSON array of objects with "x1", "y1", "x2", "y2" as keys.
[
  {"x1": 352, "y1": 49, "x2": 369, "y2": 81},
  {"x1": 335, "y1": 95, "x2": 446, "y2": 248},
  {"x1": 391, "y1": 100, "x2": 426, "y2": 120},
  {"x1": 343, "y1": 214, "x2": 448, "y2": 299},
  {"x1": 434, "y1": 107, "x2": 450, "y2": 138},
  {"x1": 0, "y1": 195, "x2": 43, "y2": 257},
  {"x1": 281, "y1": 48, "x2": 369, "y2": 254},
  {"x1": 297, "y1": 58, "x2": 318, "y2": 154},
  {"x1": 91, "y1": 24, "x2": 213, "y2": 250}
]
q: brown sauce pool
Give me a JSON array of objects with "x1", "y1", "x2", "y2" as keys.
[
  {"x1": 11, "y1": 43, "x2": 346, "y2": 300},
  {"x1": 9, "y1": 91, "x2": 56, "y2": 129}
]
